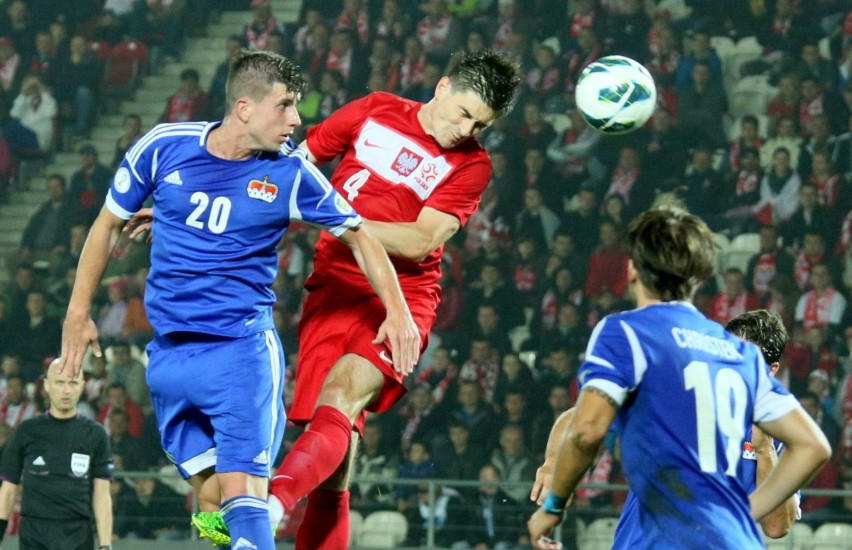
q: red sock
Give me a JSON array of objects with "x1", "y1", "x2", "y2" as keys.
[
  {"x1": 295, "y1": 489, "x2": 351, "y2": 550},
  {"x1": 270, "y1": 406, "x2": 351, "y2": 510}
]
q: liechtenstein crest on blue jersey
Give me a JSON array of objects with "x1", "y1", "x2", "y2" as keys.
[{"x1": 247, "y1": 176, "x2": 279, "y2": 203}]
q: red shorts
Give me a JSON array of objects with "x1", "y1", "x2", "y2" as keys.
[{"x1": 288, "y1": 279, "x2": 436, "y2": 433}]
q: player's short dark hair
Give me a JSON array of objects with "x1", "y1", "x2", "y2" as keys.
[
  {"x1": 447, "y1": 49, "x2": 522, "y2": 116},
  {"x1": 741, "y1": 114, "x2": 758, "y2": 127},
  {"x1": 180, "y1": 68, "x2": 199, "y2": 82},
  {"x1": 773, "y1": 146, "x2": 790, "y2": 159},
  {"x1": 627, "y1": 206, "x2": 715, "y2": 301},
  {"x1": 226, "y1": 50, "x2": 307, "y2": 108},
  {"x1": 726, "y1": 309, "x2": 788, "y2": 364}
]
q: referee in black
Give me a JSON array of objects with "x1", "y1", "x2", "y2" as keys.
[{"x1": 0, "y1": 358, "x2": 113, "y2": 549}]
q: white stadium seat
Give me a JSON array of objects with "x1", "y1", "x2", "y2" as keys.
[
  {"x1": 356, "y1": 510, "x2": 408, "y2": 548},
  {"x1": 810, "y1": 522, "x2": 852, "y2": 549}
]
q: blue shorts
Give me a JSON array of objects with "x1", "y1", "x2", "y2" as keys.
[{"x1": 146, "y1": 329, "x2": 286, "y2": 479}]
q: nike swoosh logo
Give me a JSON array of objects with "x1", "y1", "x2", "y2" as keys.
[
  {"x1": 363, "y1": 139, "x2": 384, "y2": 148},
  {"x1": 378, "y1": 350, "x2": 393, "y2": 364}
]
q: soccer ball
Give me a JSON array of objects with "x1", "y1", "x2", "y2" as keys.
[{"x1": 575, "y1": 55, "x2": 657, "y2": 135}]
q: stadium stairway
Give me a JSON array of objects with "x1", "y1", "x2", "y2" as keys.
[{"x1": 0, "y1": 0, "x2": 302, "y2": 287}]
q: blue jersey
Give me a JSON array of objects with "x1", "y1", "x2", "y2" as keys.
[
  {"x1": 580, "y1": 302, "x2": 798, "y2": 549},
  {"x1": 106, "y1": 122, "x2": 361, "y2": 337},
  {"x1": 614, "y1": 429, "x2": 801, "y2": 548}
]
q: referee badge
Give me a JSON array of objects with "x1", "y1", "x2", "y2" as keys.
[{"x1": 71, "y1": 453, "x2": 91, "y2": 477}]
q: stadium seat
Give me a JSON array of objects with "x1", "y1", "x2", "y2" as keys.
[
  {"x1": 710, "y1": 36, "x2": 735, "y2": 54},
  {"x1": 349, "y1": 510, "x2": 364, "y2": 547},
  {"x1": 818, "y1": 36, "x2": 831, "y2": 60},
  {"x1": 356, "y1": 511, "x2": 408, "y2": 548},
  {"x1": 710, "y1": 36, "x2": 736, "y2": 78},
  {"x1": 811, "y1": 522, "x2": 852, "y2": 549},
  {"x1": 518, "y1": 350, "x2": 537, "y2": 369},
  {"x1": 101, "y1": 39, "x2": 149, "y2": 112},
  {"x1": 577, "y1": 517, "x2": 619, "y2": 550},
  {"x1": 763, "y1": 522, "x2": 813, "y2": 550},
  {"x1": 729, "y1": 75, "x2": 775, "y2": 119},
  {"x1": 724, "y1": 232, "x2": 761, "y2": 272},
  {"x1": 726, "y1": 36, "x2": 765, "y2": 83},
  {"x1": 544, "y1": 113, "x2": 572, "y2": 133},
  {"x1": 509, "y1": 325, "x2": 531, "y2": 352}
]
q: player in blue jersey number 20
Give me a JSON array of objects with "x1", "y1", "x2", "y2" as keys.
[
  {"x1": 528, "y1": 206, "x2": 830, "y2": 550},
  {"x1": 58, "y1": 50, "x2": 419, "y2": 550}
]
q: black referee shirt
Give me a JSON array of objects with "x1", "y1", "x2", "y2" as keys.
[{"x1": 0, "y1": 413, "x2": 112, "y2": 520}]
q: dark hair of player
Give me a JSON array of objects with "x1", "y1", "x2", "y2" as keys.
[
  {"x1": 627, "y1": 206, "x2": 715, "y2": 302},
  {"x1": 725, "y1": 309, "x2": 788, "y2": 364},
  {"x1": 226, "y1": 50, "x2": 308, "y2": 108},
  {"x1": 447, "y1": 49, "x2": 523, "y2": 116}
]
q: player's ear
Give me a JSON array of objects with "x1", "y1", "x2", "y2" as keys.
[
  {"x1": 626, "y1": 259, "x2": 637, "y2": 284},
  {"x1": 435, "y1": 76, "x2": 452, "y2": 98},
  {"x1": 769, "y1": 362, "x2": 780, "y2": 377},
  {"x1": 234, "y1": 97, "x2": 252, "y2": 123}
]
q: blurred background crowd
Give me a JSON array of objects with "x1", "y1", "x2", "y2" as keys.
[{"x1": 0, "y1": 0, "x2": 851, "y2": 546}]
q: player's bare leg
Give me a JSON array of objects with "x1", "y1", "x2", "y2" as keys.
[
  {"x1": 271, "y1": 353, "x2": 383, "y2": 507},
  {"x1": 188, "y1": 469, "x2": 220, "y2": 512},
  {"x1": 191, "y1": 469, "x2": 273, "y2": 547}
]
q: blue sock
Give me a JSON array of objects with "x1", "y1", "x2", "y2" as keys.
[{"x1": 221, "y1": 495, "x2": 274, "y2": 550}]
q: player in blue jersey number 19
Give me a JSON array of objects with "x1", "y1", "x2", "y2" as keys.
[
  {"x1": 528, "y1": 206, "x2": 830, "y2": 550},
  {"x1": 530, "y1": 309, "x2": 801, "y2": 548}
]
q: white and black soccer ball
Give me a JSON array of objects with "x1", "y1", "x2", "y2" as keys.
[{"x1": 575, "y1": 55, "x2": 657, "y2": 135}]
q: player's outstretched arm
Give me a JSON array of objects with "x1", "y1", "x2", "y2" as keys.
[
  {"x1": 60, "y1": 207, "x2": 127, "y2": 378},
  {"x1": 531, "y1": 407, "x2": 576, "y2": 505},
  {"x1": 362, "y1": 207, "x2": 460, "y2": 263},
  {"x1": 337, "y1": 225, "x2": 420, "y2": 374},
  {"x1": 750, "y1": 407, "x2": 831, "y2": 520},
  {"x1": 529, "y1": 389, "x2": 616, "y2": 546},
  {"x1": 752, "y1": 424, "x2": 799, "y2": 538}
]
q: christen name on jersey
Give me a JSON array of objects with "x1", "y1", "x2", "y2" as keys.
[{"x1": 671, "y1": 327, "x2": 744, "y2": 360}]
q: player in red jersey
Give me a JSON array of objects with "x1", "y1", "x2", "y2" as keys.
[{"x1": 272, "y1": 49, "x2": 521, "y2": 549}]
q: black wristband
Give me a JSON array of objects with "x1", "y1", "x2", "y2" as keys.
[
  {"x1": 98, "y1": 545, "x2": 112, "y2": 550},
  {"x1": 0, "y1": 518, "x2": 8, "y2": 542}
]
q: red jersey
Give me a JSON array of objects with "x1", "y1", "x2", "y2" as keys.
[{"x1": 306, "y1": 92, "x2": 492, "y2": 302}]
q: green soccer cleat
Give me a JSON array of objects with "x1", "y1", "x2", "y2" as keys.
[{"x1": 192, "y1": 511, "x2": 231, "y2": 547}]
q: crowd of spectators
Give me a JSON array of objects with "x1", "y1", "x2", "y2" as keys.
[
  {"x1": 0, "y1": 0, "x2": 225, "y2": 204},
  {"x1": 2, "y1": 0, "x2": 852, "y2": 545}
]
